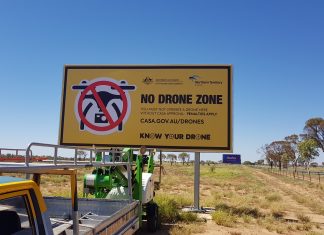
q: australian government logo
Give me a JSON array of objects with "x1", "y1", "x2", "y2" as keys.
[
  {"x1": 143, "y1": 77, "x2": 153, "y2": 85},
  {"x1": 143, "y1": 76, "x2": 183, "y2": 85}
]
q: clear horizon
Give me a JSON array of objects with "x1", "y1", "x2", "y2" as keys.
[{"x1": 0, "y1": 1, "x2": 323, "y2": 162}]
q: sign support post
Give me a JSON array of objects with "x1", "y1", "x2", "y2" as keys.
[
  {"x1": 194, "y1": 152, "x2": 200, "y2": 211},
  {"x1": 159, "y1": 150, "x2": 162, "y2": 184}
]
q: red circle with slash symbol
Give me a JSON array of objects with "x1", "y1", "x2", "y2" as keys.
[{"x1": 77, "y1": 81, "x2": 128, "y2": 131}]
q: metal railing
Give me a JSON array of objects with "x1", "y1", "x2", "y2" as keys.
[
  {"x1": 0, "y1": 148, "x2": 32, "y2": 157},
  {"x1": 25, "y1": 142, "x2": 124, "y2": 166},
  {"x1": 0, "y1": 143, "x2": 135, "y2": 202}
]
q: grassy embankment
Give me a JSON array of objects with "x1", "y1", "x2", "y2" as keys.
[{"x1": 154, "y1": 164, "x2": 324, "y2": 235}]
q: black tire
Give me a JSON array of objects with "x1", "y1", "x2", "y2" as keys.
[{"x1": 147, "y1": 202, "x2": 159, "y2": 232}]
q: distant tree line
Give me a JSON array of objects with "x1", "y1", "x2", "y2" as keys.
[
  {"x1": 158, "y1": 152, "x2": 190, "y2": 165},
  {"x1": 158, "y1": 152, "x2": 219, "y2": 165},
  {"x1": 259, "y1": 117, "x2": 324, "y2": 172}
]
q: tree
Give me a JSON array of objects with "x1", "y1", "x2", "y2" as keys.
[
  {"x1": 77, "y1": 150, "x2": 87, "y2": 160},
  {"x1": 158, "y1": 153, "x2": 166, "y2": 162},
  {"x1": 256, "y1": 159, "x2": 264, "y2": 165},
  {"x1": 265, "y1": 141, "x2": 289, "y2": 170},
  {"x1": 258, "y1": 144, "x2": 275, "y2": 165},
  {"x1": 303, "y1": 118, "x2": 324, "y2": 152},
  {"x1": 167, "y1": 154, "x2": 177, "y2": 165},
  {"x1": 243, "y1": 161, "x2": 253, "y2": 165},
  {"x1": 257, "y1": 145, "x2": 267, "y2": 160},
  {"x1": 298, "y1": 139, "x2": 320, "y2": 172},
  {"x1": 178, "y1": 152, "x2": 190, "y2": 165},
  {"x1": 284, "y1": 134, "x2": 300, "y2": 172}
]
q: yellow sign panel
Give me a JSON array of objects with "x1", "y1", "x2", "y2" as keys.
[{"x1": 59, "y1": 65, "x2": 232, "y2": 152}]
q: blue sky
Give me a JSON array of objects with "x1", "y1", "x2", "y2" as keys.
[{"x1": 0, "y1": 1, "x2": 323, "y2": 161}]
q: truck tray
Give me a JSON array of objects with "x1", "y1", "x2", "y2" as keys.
[{"x1": 45, "y1": 197, "x2": 139, "y2": 235}]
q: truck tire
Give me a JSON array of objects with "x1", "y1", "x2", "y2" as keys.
[{"x1": 147, "y1": 202, "x2": 159, "y2": 232}]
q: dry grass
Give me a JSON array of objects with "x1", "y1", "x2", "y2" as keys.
[
  {"x1": 155, "y1": 164, "x2": 324, "y2": 234},
  {"x1": 6, "y1": 164, "x2": 324, "y2": 234},
  {"x1": 265, "y1": 193, "x2": 282, "y2": 202},
  {"x1": 211, "y1": 210, "x2": 237, "y2": 227},
  {"x1": 169, "y1": 223, "x2": 206, "y2": 235},
  {"x1": 230, "y1": 232, "x2": 241, "y2": 235},
  {"x1": 297, "y1": 213, "x2": 311, "y2": 223}
]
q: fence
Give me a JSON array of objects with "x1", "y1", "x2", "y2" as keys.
[{"x1": 267, "y1": 167, "x2": 324, "y2": 183}]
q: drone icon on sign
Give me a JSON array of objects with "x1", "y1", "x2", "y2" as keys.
[{"x1": 72, "y1": 78, "x2": 136, "y2": 135}]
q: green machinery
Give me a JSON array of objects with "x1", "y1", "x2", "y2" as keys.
[{"x1": 83, "y1": 148, "x2": 159, "y2": 232}]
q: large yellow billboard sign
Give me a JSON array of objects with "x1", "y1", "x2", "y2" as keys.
[{"x1": 59, "y1": 65, "x2": 232, "y2": 151}]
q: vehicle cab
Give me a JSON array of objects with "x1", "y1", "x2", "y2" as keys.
[{"x1": 0, "y1": 176, "x2": 53, "y2": 235}]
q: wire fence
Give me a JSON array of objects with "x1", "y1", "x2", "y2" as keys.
[{"x1": 263, "y1": 166, "x2": 324, "y2": 183}]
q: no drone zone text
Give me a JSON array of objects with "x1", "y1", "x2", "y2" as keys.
[{"x1": 141, "y1": 94, "x2": 223, "y2": 104}]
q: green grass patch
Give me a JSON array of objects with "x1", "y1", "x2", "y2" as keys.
[
  {"x1": 179, "y1": 212, "x2": 198, "y2": 223},
  {"x1": 155, "y1": 195, "x2": 180, "y2": 223},
  {"x1": 212, "y1": 210, "x2": 236, "y2": 227},
  {"x1": 172, "y1": 194, "x2": 193, "y2": 207},
  {"x1": 242, "y1": 214, "x2": 253, "y2": 223}
]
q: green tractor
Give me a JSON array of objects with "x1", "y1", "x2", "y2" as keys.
[{"x1": 83, "y1": 148, "x2": 159, "y2": 232}]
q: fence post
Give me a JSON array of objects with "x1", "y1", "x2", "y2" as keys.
[
  {"x1": 319, "y1": 173, "x2": 320, "y2": 183},
  {"x1": 309, "y1": 172, "x2": 311, "y2": 182}
]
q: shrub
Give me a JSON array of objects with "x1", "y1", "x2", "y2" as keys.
[
  {"x1": 271, "y1": 209, "x2": 285, "y2": 219},
  {"x1": 230, "y1": 232, "x2": 242, "y2": 235},
  {"x1": 170, "y1": 224, "x2": 206, "y2": 235},
  {"x1": 297, "y1": 213, "x2": 311, "y2": 223},
  {"x1": 265, "y1": 193, "x2": 282, "y2": 202},
  {"x1": 214, "y1": 202, "x2": 262, "y2": 218},
  {"x1": 232, "y1": 206, "x2": 262, "y2": 218},
  {"x1": 242, "y1": 215, "x2": 252, "y2": 223},
  {"x1": 155, "y1": 195, "x2": 180, "y2": 223},
  {"x1": 209, "y1": 165, "x2": 216, "y2": 173},
  {"x1": 212, "y1": 210, "x2": 236, "y2": 227},
  {"x1": 215, "y1": 202, "x2": 231, "y2": 211},
  {"x1": 179, "y1": 212, "x2": 198, "y2": 223},
  {"x1": 302, "y1": 223, "x2": 312, "y2": 231}
]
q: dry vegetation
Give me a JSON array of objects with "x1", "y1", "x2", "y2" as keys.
[
  {"x1": 153, "y1": 164, "x2": 324, "y2": 235},
  {"x1": 5, "y1": 164, "x2": 324, "y2": 234}
]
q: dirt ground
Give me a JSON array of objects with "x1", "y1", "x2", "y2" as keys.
[{"x1": 139, "y1": 164, "x2": 324, "y2": 235}]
